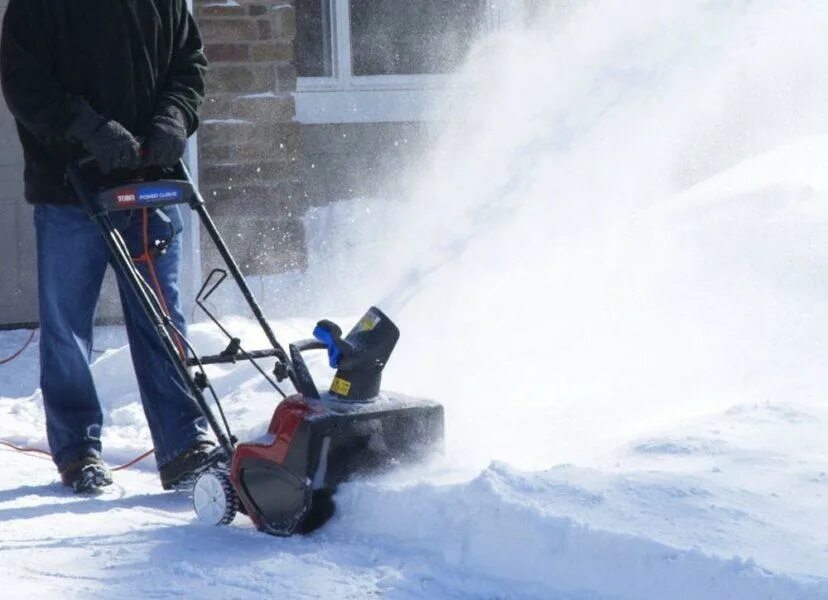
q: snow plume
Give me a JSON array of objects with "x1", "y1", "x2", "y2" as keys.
[{"x1": 295, "y1": 0, "x2": 828, "y2": 471}]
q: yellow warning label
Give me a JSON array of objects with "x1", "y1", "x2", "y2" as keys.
[
  {"x1": 331, "y1": 377, "x2": 352, "y2": 396},
  {"x1": 358, "y1": 312, "x2": 380, "y2": 332}
]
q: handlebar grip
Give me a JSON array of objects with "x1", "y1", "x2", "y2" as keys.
[{"x1": 74, "y1": 136, "x2": 147, "y2": 170}]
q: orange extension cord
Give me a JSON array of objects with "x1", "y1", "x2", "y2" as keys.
[
  {"x1": 0, "y1": 439, "x2": 155, "y2": 471},
  {"x1": 130, "y1": 207, "x2": 186, "y2": 360},
  {"x1": 0, "y1": 209, "x2": 190, "y2": 473}
]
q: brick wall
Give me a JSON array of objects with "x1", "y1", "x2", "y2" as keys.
[{"x1": 194, "y1": 0, "x2": 306, "y2": 275}]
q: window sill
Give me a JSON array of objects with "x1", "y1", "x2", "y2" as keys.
[{"x1": 294, "y1": 74, "x2": 461, "y2": 124}]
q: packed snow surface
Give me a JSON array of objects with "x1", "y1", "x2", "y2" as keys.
[{"x1": 3, "y1": 0, "x2": 828, "y2": 598}]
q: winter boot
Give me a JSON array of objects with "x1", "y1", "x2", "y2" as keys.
[
  {"x1": 60, "y1": 455, "x2": 113, "y2": 493},
  {"x1": 159, "y1": 441, "x2": 216, "y2": 490}
]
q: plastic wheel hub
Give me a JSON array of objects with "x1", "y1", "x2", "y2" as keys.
[{"x1": 193, "y1": 469, "x2": 238, "y2": 526}]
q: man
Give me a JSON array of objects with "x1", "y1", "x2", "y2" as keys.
[{"x1": 0, "y1": 0, "x2": 214, "y2": 492}]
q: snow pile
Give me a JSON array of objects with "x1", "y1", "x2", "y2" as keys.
[{"x1": 335, "y1": 463, "x2": 827, "y2": 599}]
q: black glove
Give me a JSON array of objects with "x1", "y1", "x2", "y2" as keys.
[
  {"x1": 144, "y1": 105, "x2": 188, "y2": 167},
  {"x1": 67, "y1": 103, "x2": 141, "y2": 174}
]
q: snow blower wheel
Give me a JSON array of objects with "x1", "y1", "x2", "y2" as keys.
[{"x1": 193, "y1": 469, "x2": 238, "y2": 526}]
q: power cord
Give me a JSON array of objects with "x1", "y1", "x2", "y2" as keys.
[{"x1": 0, "y1": 439, "x2": 155, "y2": 471}]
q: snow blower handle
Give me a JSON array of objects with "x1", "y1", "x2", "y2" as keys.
[
  {"x1": 313, "y1": 320, "x2": 349, "y2": 369},
  {"x1": 75, "y1": 136, "x2": 148, "y2": 168},
  {"x1": 68, "y1": 154, "x2": 199, "y2": 218},
  {"x1": 282, "y1": 320, "x2": 353, "y2": 401},
  {"x1": 67, "y1": 154, "x2": 293, "y2": 372}
]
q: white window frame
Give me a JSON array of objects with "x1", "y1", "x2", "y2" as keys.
[{"x1": 295, "y1": 0, "x2": 481, "y2": 124}]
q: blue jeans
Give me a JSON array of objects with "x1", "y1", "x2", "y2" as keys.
[{"x1": 34, "y1": 203, "x2": 210, "y2": 472}]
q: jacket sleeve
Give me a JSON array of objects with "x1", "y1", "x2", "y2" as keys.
[
  {"x1": 156, "y1": 0, "x2": 207, "y2": 136},
  {"x1": 0, "y1": 0, "x2": 85, "y2": 142}
]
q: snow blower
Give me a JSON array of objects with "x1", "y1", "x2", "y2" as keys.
[{"x1": 66, "y1": 158, "x2": 444, "y2": 535}]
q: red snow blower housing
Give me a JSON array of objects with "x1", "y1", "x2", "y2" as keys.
[
  {"x1": 228, "y1": 309, "x2": 444, "y2": 535},
  {"x1": 67, "y1": 158, "x2": 444, "y2": 536}
]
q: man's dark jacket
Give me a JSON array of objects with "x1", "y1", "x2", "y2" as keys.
[{"x1": 0, "y1": 0, "x2": 207, "y2": 204}]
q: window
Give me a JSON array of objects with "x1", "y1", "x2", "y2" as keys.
[
  {"x1": 295, "y1": 0, "x2": 333, "y2": 78},
  {"x1": 349, "y1": 1, "x2": 484, "y2": 76},
  {"x1": 294, "y1": 0, "x2": 492, "y2": 124}
]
